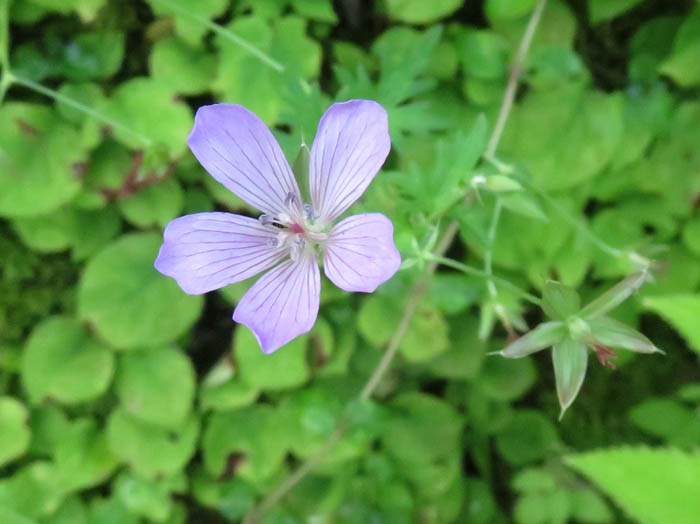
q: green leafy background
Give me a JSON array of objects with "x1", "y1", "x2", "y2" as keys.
[{"x1": 1, "y1": 0, "x2": 700, "y2": 523}]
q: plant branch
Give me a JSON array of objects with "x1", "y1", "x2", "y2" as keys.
[
  {"x1": 0, "y1": 0, "x2": 11, "y2": 104},
  {"x1": 485, "y1": 0, "x2": 547, "y2": 157},
  {"x1": 150, "y1": 0, "x2": 284, "y2": 72},
  {"x1": 243, "y1": 1, "x2": 548, "y2": 520},
  {"x1": 11, "y1": 74, "x2": 152, "y2": 147}
]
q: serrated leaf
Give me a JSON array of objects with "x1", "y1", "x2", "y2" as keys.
[{"x1": 567, "y1": 447, "x2": 700, "y2": 524}]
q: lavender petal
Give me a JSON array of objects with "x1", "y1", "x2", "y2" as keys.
[
  {"x1": 154, "y1": 212, "x2": 287, "y2": 294},
  {"x1": 233, "y1": 253, "x2": 320, "y2": 353},
  {"x1": 323, "y1": 213, "x2": 401, "y2": 293},
  {"x1": 309, "y1": 100, "x2": 390, "y2": 222},
  {"x1": 187, "y1": 104, "x2": 301, "y2": 217}
]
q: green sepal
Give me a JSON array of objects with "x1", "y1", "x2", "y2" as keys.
[
  {"x1": 588, "y1": 316, "x2": 663, "y2": 354},
  {"x1": 495, "y1": 321, "x2": 566, "y2": 359},
  {"x1": 542, "y1": 281, "x2": 581, "y2": 320},
  {"x1": 580, "y1": 271, "x2": 648, "y2": 319},
  {"x1": 552, "y1": 338, "x2": 588, "y2": 419}
]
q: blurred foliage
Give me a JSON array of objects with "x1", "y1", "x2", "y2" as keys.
[{"x1": 1, "y1": 0, "x2": 700, "y2": 523}]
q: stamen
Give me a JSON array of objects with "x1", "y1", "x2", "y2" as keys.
[
  {"x1": 594, "y1": 345, "x2": 619, "y2": 369},
  {"x1": 304, "y1": 203, "x2": 314, "y2": 220},
  {"x1": 258, "y1": 214, "x2": 273, "y2": 226},
  {"x1": 285, "y1": 192, "x2": 298, "y2": 208},
  {"x1": 268, "y1": 237, "x2": 279, "y2": 247}
]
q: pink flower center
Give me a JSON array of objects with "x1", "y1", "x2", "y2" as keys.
[{"x1": 288, "y1": 223, "x2": 305, "y2": 234}]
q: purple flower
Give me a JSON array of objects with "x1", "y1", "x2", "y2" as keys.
[{"x1": 155, "y1": 100, "x2": 401, "y2": 353}]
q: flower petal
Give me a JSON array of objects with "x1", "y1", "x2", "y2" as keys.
[
  {"x1": 154, "y1": 212, "x2": 286, "y2": 294},
  {"x1": 309, "y1": 100, "x2": 390, "y2": 222},
  {"x1": 187, "y1": 104, "x2": 301, "y2": 216},
  {"x1": 323, "y1": 213, "x2": 401, "y2": 293},
  {"x1": 233, "y1": 253, "x2": 320, "y2": 354}
]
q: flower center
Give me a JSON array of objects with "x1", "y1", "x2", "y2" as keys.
[{"x1": 259, "y1": 193, "x2": 331, "y2": 261}]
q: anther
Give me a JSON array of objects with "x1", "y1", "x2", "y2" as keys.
[
  {"x1": 285, "y1": 192, "x2": 298, "y2": 207},
  {"x1": 304, "y1": 203, "x2": 314, "y2": 220},
  {"x1": 258, "y1": 214, "x2": 273, "y2": 226}
]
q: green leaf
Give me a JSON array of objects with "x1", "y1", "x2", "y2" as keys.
[
  {"x1": 289, "y1": 0, "x2": 337, "y2": 23},
  {"x1": 41, "y1": 497, "x2": 88, "y2": 524},
  {"x1": 192, "y1": 470, "x2": 256, "y2": 522},
  {"x1": 235, "y1": 325, "x2": 310, "y2": 391},
  {"x1": 25, "y1": 0, "x2": 106, "y2": 21},
  {"x1": 12, "y1": 204, "x2": 121, "y2": 259},
  {"x1": 485, "y1": 0, "x2": 537, "y2": 22},
  {"x1": 580, "y1": 272, "x2": 648, "y2": 319},
  {"x1": 497, "y1": 321, "x2": 566, "y2": 358},
  {"x1": 78, "y1": 233, "x2": 203, "y2": 349},
  {"x1": 101, "y1": 78, "x2": 193, "y2": 156},
  {"x1": 202, "y1": 406, "x2": 287, "y2": 482},
  {"x1": 22, "y1": 316, "x2": 114, "y2": 404},
  {"x1": 629, "y1": 398, "x2": 700, "y2": 448},
  {"x1": 59, "y1": 31, "x2": 125, "y2": 81},
  {"x1": 0, "y1": 462, "x2": 66, "y2": 519},
  {"x1": 114, "y1": 472, "x2": 178, "y2": 523},
  {"x1": 567, "y1": 447, "x2": 700, "y2": 524},
  {"x1": 149, "y1": 36, "x2": 217, "y2": 95},
  {"x1": 588, "y1": 0, "x2": 644, "y2": 24},
  {"x1": 27, "y1": 406, "x2": 70, "y2": 457},
  {"x1": 552, "y1": 338, "x2": 588, "y2": 418},
  {"x1": 54, "y1": 419, "x2": 118, "y2": 491},
  {"x1": 642, "y1": 295, "x2": 700, "y2": 355},
  {"x1": 0, "y1": 397, "x2": 31, "y2": 467},
  {"x1": 0, "y1": 103, "x2": 86, "y2": 218},
  {"x1": 682, "y1": 217, "x2": 700, "y2": 257},
  {"x1": 542, "y1": 281, "x2": 581, "y2": 320},
  {"x1": 477, "y1": 355, "x2": 537, "y2": 401},
  {"x1": 455, "y1": 29, "x2": 508, "y2": 80},
  {"x1": 107, "y1": 408, "x2": 199, "y2": 477},
  {"x1": 115, "y1": 347, "x2": 195, "y2": 428},
  {"x1": 146, "y1": 0, "x2": 229, "y2": 45},
  {"x1": 502, "y1": 85, "x2": 624, "y2": 190},
  {"x1": 357, "y1": 294, "x2": 449, "y2": 361},
  {"x1": 383, "y1": 0, "x2": 462, "y2": 24},
  {"x1": 496, "y1": 410, "x2": 561, "y2": 465},
  {"x1": 658, "y1": 7, "x2": 700, "y2": 87},
  {"x1": 118, "y1": 178, "x2": 184, "y2": 228},
  {"x1": 213, "y1": 16, "x2": 321, "y2": 124}
]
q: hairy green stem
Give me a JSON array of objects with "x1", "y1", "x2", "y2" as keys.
[
  {"x1": 527, "y1": 183, "x2": 632, "y2": 262},
  {"x1": 243, "y1": 2, "x2": 549, "y2": 520},
  {"x1": 150, "y1": 0, "x2": 284, "y2": 72},
  {"x1": 11, "y1": 74, "x2": 152, "y2": 147},
  {"x1": 0, "y1": 0, "x2": 11, "y2": 104},
  {"x1": 426, "y1": 254, "x2": 542, "y2": 306}
]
